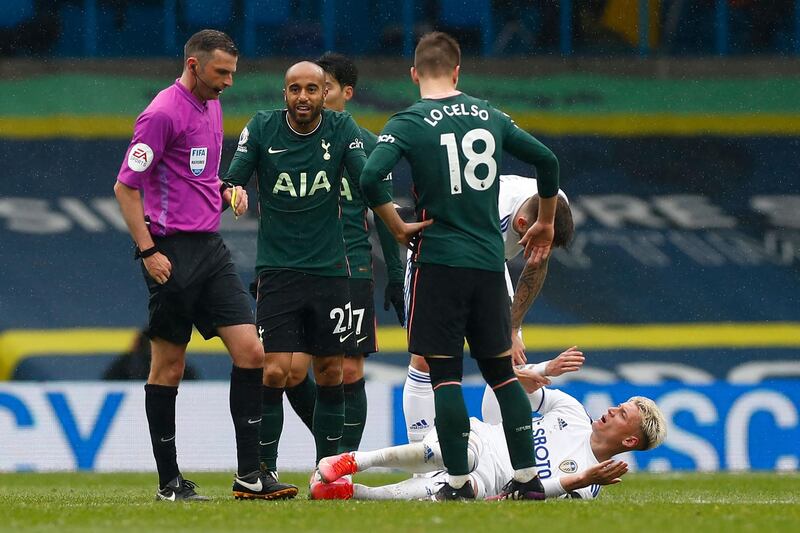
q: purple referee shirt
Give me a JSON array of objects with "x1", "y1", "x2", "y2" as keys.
[{"x1": 117, "y1": 79, "x2": 223, "y2": 236}]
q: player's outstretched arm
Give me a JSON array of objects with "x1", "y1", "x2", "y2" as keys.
[
  {"x1": 544, "y1": 346, "x2": 585, "y2": 377},
  {"x1": 513, "y1": 346, "x2": 583, "y2": 377},
  {"x1": 501, "y1": 113, "x2": 560, "y2": 266},
  {"x1": 513, "y1": 366, "x2": 551, "y2": 393},
  {"x1": 543, "y1": 459, "x2": 628, "y2": 499},
  {"x1": 502, "y1": 116, "x2": 560, "y2": 199},
  {"x1": 509, "y1": 257, "x2": 550, "y2": 363},
  {"x1": 372, "y1": 202, "x2": 432, "y2": 249}
]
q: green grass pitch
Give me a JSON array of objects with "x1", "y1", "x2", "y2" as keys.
[{"x1": 1, "y1": 472, "x2": 799, "y2": 532}]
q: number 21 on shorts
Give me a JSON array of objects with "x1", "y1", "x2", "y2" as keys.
[{"x1": 441, "y1": 128, "x2": 497, "y2": 195}]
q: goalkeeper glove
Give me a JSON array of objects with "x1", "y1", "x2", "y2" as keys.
[{"x1": 384, "y1": 281, "x2": 405, "y2": 325}]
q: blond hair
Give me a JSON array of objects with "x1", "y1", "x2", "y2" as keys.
[{"x1": 629, "y1": 396, "x2": 667, "y2": 450}]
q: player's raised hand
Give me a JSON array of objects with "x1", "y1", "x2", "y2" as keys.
[
  {"x1": 545, "y1": 346, "x2": 584, "y2": 377},
  {"x1": 582, "y1": 459, "x2": 628, "y2": 486},
  {"x1": 232, "y1": 186, "x2": 248, "y2": 216},
  {"x1": 519, "y1": 221, "x2": 554, "y2": 267},
  {"x1": 143, "y1": 252, "x2": 172, "y2": 285},
  {"x1": 514, "y1": 366, "x2": 551, "y2": 394},
  {"x1": 223, "y1": 185, "x2": 248, "y2": 216}
]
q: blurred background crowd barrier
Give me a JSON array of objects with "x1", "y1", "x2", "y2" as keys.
[
  {"x1": 0, "y1": 0, "x2": 798, "y2": 472},
  {"x1": 1, "y1": 0, "x2": 800, "y2": 58}
]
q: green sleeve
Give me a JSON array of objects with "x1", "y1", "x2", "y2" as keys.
[
  {"x1": 360, "y1": 126, "x2": 377, "y2": 155},
  {"x1": 501, "y1": 112, "x2": 560, "y2": 198},
  {"x1": 224, "y1": 115, "x2": 261, "y2": 187},
  {"x1": 359, "y1": 126, "x2": 403, "y2": 282},
  {"x1": 375, "y1": 200, "x2": 404, "y2": 283},
  {"x1": 361, "y1": 142, "x2": 402, "y2": 207},
  {"x1": 343, "y1": 116, "x2": 367, "y2": 183},
  {"x1": 362, "y1": 114, "x2": 417, "y2": 206}
]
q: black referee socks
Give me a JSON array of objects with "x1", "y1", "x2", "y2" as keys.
[{"x1": 144, "y1": 383, "x2": 180, "y2": 489}]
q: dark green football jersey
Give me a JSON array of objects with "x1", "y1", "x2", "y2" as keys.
[
  {"x1": 225, "y1": 109, "x2": 367, "y2": 277},
  {"x1": 360, "y1": 93, "x2": 559, "y2": 273},
  {"x1": 340, "y1": 126, "x2": 404, "y2": 282}
]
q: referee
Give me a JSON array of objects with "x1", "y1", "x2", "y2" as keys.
[{"x1": 113, "y1": 30, "x2": 296, "y2": 502}]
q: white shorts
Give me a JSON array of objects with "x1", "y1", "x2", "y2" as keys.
[{"x1": 421, "y1": 417, "x2": 513, "y2": 498}]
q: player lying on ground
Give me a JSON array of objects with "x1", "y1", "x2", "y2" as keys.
[{"x1": 311, "y1": 350, "x2": 667, "y2": 500}]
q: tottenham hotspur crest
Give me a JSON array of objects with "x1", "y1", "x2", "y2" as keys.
[{"x1": 321, "y1": 139, "x2": 331, "y2": 160}]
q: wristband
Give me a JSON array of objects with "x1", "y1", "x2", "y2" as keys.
[
  {"x1": 532, "y1": 361, "x2": 549, "y2": 376},
  {"x1": 541, "y1": 477, "x2": 565, "y2": 498},
  {"x1": 135, "y1": 245, "x2": 158, "y2": 259}
]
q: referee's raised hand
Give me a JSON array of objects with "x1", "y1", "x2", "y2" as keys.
[{"x1": 144, "y1": 252, "x2": 172, "y2": 285}]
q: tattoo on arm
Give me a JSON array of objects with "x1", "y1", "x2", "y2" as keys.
[{"x1": 511, "y1": 258, "x2": 550, "y2": 330}]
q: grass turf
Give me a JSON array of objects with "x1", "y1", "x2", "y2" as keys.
[{"x1": 1, "y1": 472, "x2": 799, "y2": 532}]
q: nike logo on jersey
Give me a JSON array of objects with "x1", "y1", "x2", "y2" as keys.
[
  {"x1": 356, "y1": 336, "x2": 368, "y2": 345},
  {"x1": 259, "y1": 440, "x2": 278, "y2": 446},
  {"x1": 326, "y1": 435, "x2": 343, "y2": 441},
  {"x1": 160, "y1": 435, "x2": 175, "y2": 442},
  {"x1": 248, "y1": 417, "x2": 262, "y2": 425},
  {"x1": 268, "y1": 147, "x2": 288, "y2": 154},
  {"x1": 339, "y1": 331, "x2": 354, "y2": 343},
  {"x1": 343, "y1": 422, "x2": 362, "y2": 427}
]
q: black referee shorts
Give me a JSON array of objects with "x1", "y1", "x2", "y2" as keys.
[
  {"x1": 141, "y1": 232, "x2": 254, "y2": 345},
  {"x1": 406, "y1": 262, "x2": 511, "y2": 359}
]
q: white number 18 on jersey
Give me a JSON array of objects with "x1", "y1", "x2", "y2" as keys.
[{"x1": 440, "y1": 128, "x2": 497, "y2": 195}]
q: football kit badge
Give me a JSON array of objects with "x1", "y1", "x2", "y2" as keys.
[{"x1": 189, "y1": 147, "x2": 208, "y2": 176}]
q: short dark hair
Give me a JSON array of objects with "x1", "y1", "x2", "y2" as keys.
[
  {"x1": 184, "y1": 29, "x2": 238, "y2": 63},
  {"x1": 520, "y1": 195, "x2": 575, "y2": 249},
  {"x1": 316, "y1": 52, "x2": 358, "y2": 89},
  {"x1": 414, "y1": 31, "x2": 460, "y2": 77}
]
